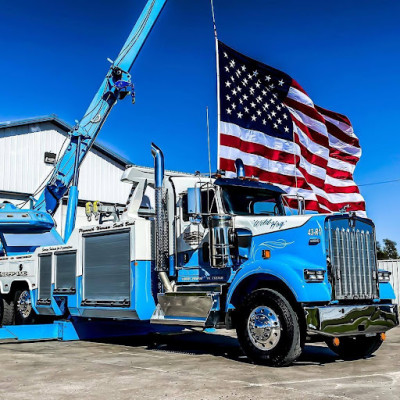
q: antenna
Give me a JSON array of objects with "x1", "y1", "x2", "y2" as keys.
[
  {"x1": 210, "y1": 0, "x2": 221, "y2": 170},
  {"x1": 206, "y1": 106, "x2": 212, "y2": 180}
]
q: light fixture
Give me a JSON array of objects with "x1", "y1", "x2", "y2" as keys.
[
  {"x1": 44, "y1": 152, "x2": 57, "y2": 165},
  {"x1": 378, "y1": 270, "x2": 391, "y2": 283},
  {"x1": 304, "y1": 269, "x2": 325, "y2": 282},
  {"x1": 261, "y1": 249, "x2": 271, "y2": 259}
]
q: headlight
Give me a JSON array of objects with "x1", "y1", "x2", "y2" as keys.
[
  {"x1": 304, "y1": 269, "x2": 325, "y2": 283},
  {"x1": 378, "y1": 270, "x2": 391, "y2": 283}
]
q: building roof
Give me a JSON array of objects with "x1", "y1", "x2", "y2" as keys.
[{"x1": 0, "y1": 114, "x2": 133, "y2": 168}]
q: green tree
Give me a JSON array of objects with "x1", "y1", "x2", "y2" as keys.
[
  {"x1": 376, "y1": 239, "x2": 399, "y2": 260},
  {"x1": 376, "y1": 241, "x2": 385, "y2": 260},
  {"x1": 383, "y1": 239, "x2": 399, "y2": 259}
]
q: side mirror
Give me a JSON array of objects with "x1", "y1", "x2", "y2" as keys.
[
  {"x1": 281, "y1": 194, "x2": 306, "y2": 215},
  {"x1": 187, "y1": 187, "x2": 202, "y2": 215},
  {"x1": 297, "y1": 195, "x2": 305, "y2": 215}
]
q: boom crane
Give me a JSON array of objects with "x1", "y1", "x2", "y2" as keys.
[{"x1": 0, "y1": 0, "x2": 167, "y2": 253}]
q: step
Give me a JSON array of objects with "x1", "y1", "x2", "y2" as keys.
[{"x1": 150, "y1": 291, "x2": 219, "y2": 327}]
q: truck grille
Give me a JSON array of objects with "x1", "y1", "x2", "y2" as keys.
[{"x1": 328, "y1": 219, "x2": 378, "y2": 300}]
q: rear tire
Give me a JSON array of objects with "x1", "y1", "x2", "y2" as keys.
[
  {"x1": 325, "y1": 335, "x2": 383, "y2": 360},
  {"x1": 0, "y1": 292, "x2": 15, "y2": 325},
  {"x1": 236, "y1": 288, "x2": 302, "y2": 367},
  {"x1": 14, "y1": 289, "x2": 34, "y2": 325}
]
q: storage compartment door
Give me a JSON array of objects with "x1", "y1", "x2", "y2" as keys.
[
  {"x1": 83, "y1": 230, "x2": 131, "y2": 306},
  {"x1": 55, "y1": 251, "x2": 76, "y2": 294},
  {"x1": 38, "y1": 254, "x2": 52, "y2": 304}
]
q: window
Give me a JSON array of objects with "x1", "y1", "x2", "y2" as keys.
[
  {"x1": 221, "y1": 186, "x2": 284, "y2": 216},
  {"x1": 253, "y1": 199, "x2": 279, "y2": 215}
]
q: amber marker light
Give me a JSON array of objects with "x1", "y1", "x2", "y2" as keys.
[
  {"x1": 262, "y1": 250, "x2": 271, "y2": 259},
  {"x1": 380, "y1": 333, "x2": 386, "y2": 341},
  {"x1": 333, "y1": 337, "x2": 340, "y2": 347}
]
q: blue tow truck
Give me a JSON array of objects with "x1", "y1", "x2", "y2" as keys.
[{"x1": 0, "y1": 0, "x2": 397, "y2": 366}]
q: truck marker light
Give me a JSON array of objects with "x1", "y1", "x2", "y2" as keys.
[
  {"x1": 380, "y1": 333, "x2": 386, "y2": 341},
  {"x1": 333, "y1": 337, "x2": 340, "y2": 347},
  {"x1": 262, "y1": 250, "x2": 271, "y2": 259}
]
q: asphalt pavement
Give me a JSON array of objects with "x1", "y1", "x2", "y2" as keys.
[{"x1": 0, "y1": 327, "x2": 399, "y2": 400}]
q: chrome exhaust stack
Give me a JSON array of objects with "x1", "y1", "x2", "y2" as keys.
[
  {"x1": 235, "y1": 158, "x2": 245, "y2": 178},
  {"x1": 151, "y1": 143, "x2": 173, "y2": 293}
]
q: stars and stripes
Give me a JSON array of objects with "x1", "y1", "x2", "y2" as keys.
[{"x1": 217, "y1": 41, "x2": 366, "y2": 215}]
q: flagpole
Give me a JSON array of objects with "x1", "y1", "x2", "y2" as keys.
[
  {"x1": 210, "y1": 0, "x2": 221, "y2": 170},
  {"x1": 206, "y1": 106, "x2": 212, "y2": 180}
]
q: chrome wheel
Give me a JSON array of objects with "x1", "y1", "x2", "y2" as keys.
[
  {"x1": 247, "y1": 305, "x2": 281, "y2": 350},
  {"x1": 16, "y1": 290, "x2": 32, "y2": 319}
]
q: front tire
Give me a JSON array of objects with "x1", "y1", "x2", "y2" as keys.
[
  {"x1": 236, "y1": 289, "x2": 302, "y2": 367},
  {"x1": 326, "y1": 335, "x2": 383, "y2": 360},
  {"x1": 14, "y1": 289, "x2": 34, "y2": 325}
]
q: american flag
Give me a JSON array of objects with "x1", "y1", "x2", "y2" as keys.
[{"x1": 217, "y1": 41, "x2": 366, "y2": 216}]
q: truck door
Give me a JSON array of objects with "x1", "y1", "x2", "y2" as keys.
[{"x1": 177, "y1": 188, "x2": 218, "y2": 268}]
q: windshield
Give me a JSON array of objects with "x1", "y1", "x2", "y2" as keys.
[{"x1": 221, "y1": 186, "x2": 284, "y2": 216}]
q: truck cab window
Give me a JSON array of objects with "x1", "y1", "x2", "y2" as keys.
[
  {"x1": 221, "y1": 186, "x2": 284, "y2": 216},
  {"x1": 252, "y1": 199, "x2": 280, "y2": 216}
]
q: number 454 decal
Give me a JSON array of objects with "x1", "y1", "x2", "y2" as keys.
[{"x1": 308, "y1": 228, "x2": 322, "y2": 236}]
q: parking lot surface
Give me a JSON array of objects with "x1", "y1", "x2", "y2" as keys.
[{"x1": 0, "y1": 327, "x2": 399, "y2": 400}]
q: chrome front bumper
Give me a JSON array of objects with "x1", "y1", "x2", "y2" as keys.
[{"x1": 304, "y1": 304, "x2": 399, "y2": 337}]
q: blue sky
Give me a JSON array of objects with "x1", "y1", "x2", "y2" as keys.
[{"x1": 1, "y1": 0, "x2": 399, "y2": 246}]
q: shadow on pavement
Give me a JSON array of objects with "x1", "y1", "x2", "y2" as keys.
[{"x1": 93, "y1": 330, "x2": 347, "y2": 366}]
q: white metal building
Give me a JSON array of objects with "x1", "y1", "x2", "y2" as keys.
[
  {"x1": 0, "y1": 115, "x2": 133, "y2": 236},
  {"x1": 378, "y1": 259, "x2": 400, "y2": 302}
]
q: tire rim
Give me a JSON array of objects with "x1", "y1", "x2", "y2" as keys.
[
  {"x1": 17, "y1": 290, "x2": 32, "y2": 319},
  {"x1": 247, "y1": 305, "x2": 281, "y2": 351}
]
